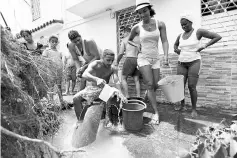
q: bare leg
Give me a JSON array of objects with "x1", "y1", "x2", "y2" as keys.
[
  {"x1": 79, "y1": 78, "x2": 87, "y2": 91},
  {"x1": 133, "y1": 75, "x2": 141, "y2": 97},
  {"x1": 139, "y1": 65, "x2": 159, "y2": 124},
  {"x1": 121, "y1": 75, "x2": 129, "y2": 98},
  {"x1": 188, "y1": 76, "x2": 199, "y2": 118},
  {"x1": 73, "y1": 93, "x2": 83, "y2": 120},
  {"x1": 71, "y1": 79, "x2": 76, "y2": 93},
  {"x1": 56, "y1": 84, "x2": 64, "y2": 107},
  {"x1": 64, "y1": 79, "x2": 70, "y2": 95}
]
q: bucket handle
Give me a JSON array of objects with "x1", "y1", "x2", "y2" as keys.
[
  {"x1": 161, "y1": 64, "x2": 173, "y2": 78},
  {"x1": 127, "y1": 99, "x2": 147, "y2": 109}
]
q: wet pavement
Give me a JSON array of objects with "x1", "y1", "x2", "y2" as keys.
[{"x1": 48, "y1": 95, "x2": 235, "y2": 158}]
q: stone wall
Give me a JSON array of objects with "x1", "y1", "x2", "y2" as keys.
[{"x1": 119, "y1": 48, "x2": 237, "y2": 109}]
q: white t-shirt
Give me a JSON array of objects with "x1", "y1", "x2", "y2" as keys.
[{"x1": 42, "y1": 48, "x2": 63, "y2": 67}]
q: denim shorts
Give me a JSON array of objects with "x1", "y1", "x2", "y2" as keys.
[{"x1": 137, "y1": 56, "x2": 160, "y2": 69}]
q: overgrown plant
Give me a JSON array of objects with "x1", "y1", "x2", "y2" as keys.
[{"x1": 1, "y1": 25, "x2": 63, "y2": 157}]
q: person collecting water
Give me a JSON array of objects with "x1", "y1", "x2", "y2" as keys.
[
  {"x1": 71, "y1": 49, "x2": 126, "y2": 148},
  {"x1": 73, "y1": 49, "x2": 125, "y2": 121},
  {"x1": 174, "y1": 14, "x2": 222, "y2": 118}
]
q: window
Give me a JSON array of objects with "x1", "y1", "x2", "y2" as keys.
[
  {"x1": 201, "y1": 0, "x2": 237, "y2": 16},
  {"x1": 31, "y1": 0, "x2": 41, "y2": 21}
]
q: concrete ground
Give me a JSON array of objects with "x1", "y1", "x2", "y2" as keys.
[{"x1": 49, "y1": 95, "x2": 235, "y2": 158}]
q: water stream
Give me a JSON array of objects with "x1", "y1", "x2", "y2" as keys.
[{"x1": 50, "y1": 109, "x2": 133, "y2": 158}]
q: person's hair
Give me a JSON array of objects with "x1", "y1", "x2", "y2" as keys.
[
  {"x1": 68, "y1": 30, "x2": 81, "y2": 40},
  {"x1": 103, "y1": 49, "x2": 115, "y2": 57},
  {"x1": 66, "y1": 43, "x2": 69, "y2": 48},
  {"x1": 48, "y1": 35, "x2": 58, "y2": 42},
  {"x1": 124, "y1": 27, "x2": 131, "y2": 33},
  {"x1": 20, "y1": 29, "x2": 31, "y2": 36},
  {"x1": 148, "y1": 5, "x2": 156, "y2": 17}
]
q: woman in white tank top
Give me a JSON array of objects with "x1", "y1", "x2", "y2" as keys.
[
  {"x1": 128, "y1": 0, "x2": 169, "y2": 125},
  {"x1": 174, "y1": 14, "x2": 222, "y2": 118}
]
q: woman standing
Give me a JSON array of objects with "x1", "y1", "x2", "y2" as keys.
[
  {"x1": 174, "y1": 14, "x2": 222, "y2": 118},
  {"x1": 128, "y1": 0, "x2": 169, "y2": 124}
]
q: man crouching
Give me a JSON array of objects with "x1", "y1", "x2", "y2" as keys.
[
  {"x1": 73, "y1": 49, "x2": 124, "y2": 121},
  {"x1": 72, "y1": 49, "x2": 125, "y2": 148}
]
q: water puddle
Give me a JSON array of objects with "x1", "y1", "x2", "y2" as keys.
[{"x1": 50, "y1": 110, "x2": 133, "y2": 158}]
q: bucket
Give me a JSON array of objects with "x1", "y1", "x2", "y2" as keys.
[
  {"x1": 158, "y1": 75, "x2": 184, "y2": 103},
  {"x1": 127, "y1": 96, "x2": 145, "y2": 102},
  {"x1": 122, "y1": 99, "x2": 147, "y2": 131}
]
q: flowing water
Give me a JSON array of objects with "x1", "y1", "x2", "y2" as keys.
[{"x1": 50, "y1": 109, "x2": 133, "y2": 158}]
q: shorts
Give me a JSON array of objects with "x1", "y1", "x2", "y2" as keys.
[
  {"x1": 137, "y1": 56, "x2": 160, "y2": 69},
  {"x1": 66, "y1": 66, "x2": 76, "y2": 80},
  {"x1": 74, "y1": 85, "x2": 103, "y2": 105},
  {"x1": 177, "y1": 59, "x2": 201, "y2": 78},
  {"x1": 122, "y1": 57, "x2": 140, "y2": 77}
]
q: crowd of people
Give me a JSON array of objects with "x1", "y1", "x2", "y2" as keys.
[{"x1": 18, "y1": 0, "x2": 222, "y2": 125}]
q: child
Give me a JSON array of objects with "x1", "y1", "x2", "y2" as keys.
[
  {"x1": 42, "y1": 35, "x2": 63, "y2": 104},
  {"x1": 62, "y1": 43, "x2": 77, "y2": 95}
]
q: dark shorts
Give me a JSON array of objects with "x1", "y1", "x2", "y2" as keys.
[
  {"x1": 177, "y1": 59, "x2": 201, "y2": 78},
  {"x1": 66, "y1": 66, "x2": 76, "y2": 80},
  {"x1": 122, "y1": 57, "x2": 140, "y2": 77}
]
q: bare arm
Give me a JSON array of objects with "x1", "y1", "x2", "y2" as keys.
[
  {"x1": 174, "y1": 34, "x2": 181, "y2": 54},
  {"x1": 158, "y1": 21, "x2": 169, "y2": 62},
  {"x1": 82, "y1": 61, "x2": 101, "y2": 83},
  {"x1": 87, "y1": 40, "x2": 101, "y2": 62},
  {"x1": 68, "y1": 43, "x2": 81, "y2": 70},
  {"x1": 128, "y1": 25, "x2": 140, "y2": 47},
  {"x1": 62, "y1": 55, "x2": 67, "y2": 69},
  {"x1": 42, "y1": 49, "x2": 48, "y2": 57},
  {"x1": 196, "y1": 28, "x2": 222, "y2": 52},
  {"x1": 116, "y1": 41, "x2": 126, "y2": 65},
  {"x1": 111, "y1": 66, "x2": 122, "y2": 91}
]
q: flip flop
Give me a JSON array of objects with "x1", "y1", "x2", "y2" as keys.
[{"x1": 150, "y1": 114, "x2": 160, "y2": 125}]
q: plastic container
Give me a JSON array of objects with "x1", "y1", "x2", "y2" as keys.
[
  {"x1": 122, "y1": 99, "x2": 147, "y2": 131},
  {"x1": 127, "y1": 96, "x2": 145, "y2": 102},
  {"x1": 158, "y1": 75, "x2": 184, "y2": 103}
]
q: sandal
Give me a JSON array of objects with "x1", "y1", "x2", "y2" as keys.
[{"x1": 150, "y1": 114, "x2": 160, "y2": 125}]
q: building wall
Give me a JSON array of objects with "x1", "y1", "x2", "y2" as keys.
[
  {"x1": 60, "y1": 0, "x2": 201, "y2": 54},
  {"x1": 0, "y1": 0, "x2": 32, "y2": 34},
  {"x1": 126, "y1": 49, "x2": 237, "y2": 109}
]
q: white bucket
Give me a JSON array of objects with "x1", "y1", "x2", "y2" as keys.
[
  {"x1": 158, "y1": 75, "x2": 184, "y2": 103},
  {"x1": 99, "y1": 84, "x2": 119, "y2": 102}
]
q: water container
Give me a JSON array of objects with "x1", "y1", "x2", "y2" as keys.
[{"x1": 122, "y1": 99, "x2": 147, "y2": 131}]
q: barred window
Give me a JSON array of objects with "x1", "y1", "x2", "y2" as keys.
[
  {"x1": 201, "y1": 0, "x2": 237, "y2": 16},
  {"x1": 116, "y1": 6, "x2": 141, "y2": 52},
  {"x1": 31, "y1": 0, "x2": 41, "y2": 21}
]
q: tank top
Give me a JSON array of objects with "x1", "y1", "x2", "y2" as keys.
[
  {"x1": 138, "y1": 18, "x2": 160, "y2": 59},
  {"x1": 178, "y1": 28, "x2": 201, "y2": 62}
]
